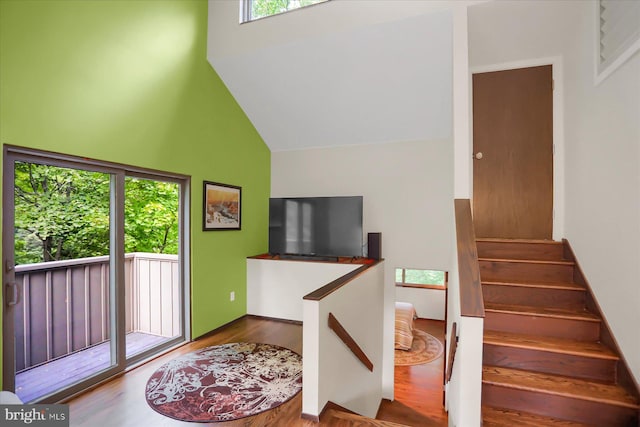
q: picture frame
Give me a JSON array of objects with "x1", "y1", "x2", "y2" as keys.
[{"x1": 202, "y1": 181, "x2": 241, "y2": 231}]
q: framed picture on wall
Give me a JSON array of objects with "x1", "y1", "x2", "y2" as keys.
[{"x1": 202, "y1": 181, "x2": 241, "y2": 231}]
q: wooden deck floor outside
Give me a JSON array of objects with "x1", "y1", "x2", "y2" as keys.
[
  {"x1": 67, "y1": 316, "x2": 448, "y2": 427},
  {"x1": 17, "y1": 332, "x2": 170, "y2": 403}
]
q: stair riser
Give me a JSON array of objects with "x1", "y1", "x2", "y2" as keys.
[
  {"x1": 482, "y1": 284, "x2": 585, "y2": 309},
  {"x1": 479, "y1": 260, "x2": 574, "y2": 283},
  {"x1": 324, "y1": 410, "x2": 406, "y2": 427},
  {"x1": 482, "y1": 384, "x2": 638, "y2": 426},
  {"x1": 484, "y1": 312, "x2": 600, "y2": 341},
  {"x1": 477, "y1": 241, "x2": 564, "y2": 261},
  {"x1": 483, "y1": 344, "x2": 617, "y2": 382}
]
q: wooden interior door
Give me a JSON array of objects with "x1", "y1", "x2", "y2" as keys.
[{"x1": 472, "y1": 65, "x2": 553, "y2": 239}]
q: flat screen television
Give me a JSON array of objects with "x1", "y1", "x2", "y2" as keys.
[{"x1": 269, "y1": 196, "x2": 363, "y2": 258}]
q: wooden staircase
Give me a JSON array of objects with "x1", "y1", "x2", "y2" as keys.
[
  {"x1": 321, "y1": 409, "x2": 407, "y2": 426},
  {"x1": 317, "y1": 402, "x2": 409, "y2": 426},
  {"x1": 478, "y1": 238, "x2": 640, "y2": 427}
]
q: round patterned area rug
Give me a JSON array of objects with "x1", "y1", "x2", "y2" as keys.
[
  {"x1": 145, "y1": 342, "x2": 302, "y2": 422},
  {"x1": 395, "y1": 329, "x2": 444, "y2": 366}
]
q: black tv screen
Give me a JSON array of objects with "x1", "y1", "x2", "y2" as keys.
[{"x1": 269, "y1": 196, "x2": 363, "y2": 258}]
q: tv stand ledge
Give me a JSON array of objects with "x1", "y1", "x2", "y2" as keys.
[
  {"x1": 281, "y1": 254, "x2": 337, "y2": 262},
  {"x1": 248, "y1": 254, "x2": 378, "y2": 265}
]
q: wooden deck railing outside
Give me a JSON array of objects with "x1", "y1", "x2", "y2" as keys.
[{"x1": 14, "y1": 252, "x2": 179, "y2": 372}]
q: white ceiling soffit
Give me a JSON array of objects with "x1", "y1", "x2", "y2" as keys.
[{"x1": 208, "y1": 3, "x2": 453, "y2": 152}]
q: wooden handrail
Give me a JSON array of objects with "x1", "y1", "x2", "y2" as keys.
[
  {"x1": 454, "y1": 199, "x2": 485, "y2": 318},
  {"x1": 327, "y1": 312, "x2": 373, "y2": 372},
  {"x1": 445, "y1": 322, "x2": 458, "y2": 383},
  {"x1": 304, "y1": 262, "x2": 381, "y2": 301}
]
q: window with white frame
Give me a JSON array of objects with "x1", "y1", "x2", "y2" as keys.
[
  {"x1": 596, "y1": 0, "x2": 640, "y2": 83},
  {"x1": 395, "y1": 268, "x2": 447, "y2": 290},
  {"x1": 241, "y1": 0, "x2": 328, "y2": 23}
]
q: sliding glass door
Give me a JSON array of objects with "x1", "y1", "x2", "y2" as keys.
[
  {"x1": 10, "y1": 161, "x2": 117, "y2": 403},
  {"x1": 2, "y1": 146, "x2": 189, "y2": 403},
  {"x1": 124, "y1": 176, "x2": 182, "y2": 361}
]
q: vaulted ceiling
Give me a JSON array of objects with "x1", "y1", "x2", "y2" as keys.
[{"x1": 207, "y1": 1, "x2": 454, "y2": 152}]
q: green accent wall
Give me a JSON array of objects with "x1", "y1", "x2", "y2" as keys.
[{"x1": 0, "y1": 0, "x2": 270, "y2": 388}]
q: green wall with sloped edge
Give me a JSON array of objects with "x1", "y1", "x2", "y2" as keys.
[{"x1": 0, "y1": 0, "x2": 270, "y2": 389}]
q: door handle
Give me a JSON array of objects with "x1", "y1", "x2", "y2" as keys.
[
  {"x1": 6, "y1": 282, "x2": 20, "y2": 306},
  {"x1": 473, "y1": 152, "x2": 483, "y2": 160}
]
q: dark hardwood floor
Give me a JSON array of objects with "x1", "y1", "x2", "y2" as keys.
[
  {"x1": 377, "y1": 319, "x2": 448, "y2": 427},
  {"x1": 67, "y1": 316, "x2": 447, "y2": 426}
]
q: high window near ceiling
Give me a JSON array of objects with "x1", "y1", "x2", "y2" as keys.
[{"x1": 241, "y1": 0, "x2": 328, "y2": 23}]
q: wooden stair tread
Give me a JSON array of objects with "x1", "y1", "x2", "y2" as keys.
[
  {"x1": 480, "y1": 238, "x2": 640, "y2": 425},
  {"x1": 482, "y1": 280, "x2": 585, "y2": 291},
  {"x1": 483, "y1": 330, "x2": 618, "y2": 360},
  {"x1": 323, "y1": 409, "x2": 408, "y2": 426},
  {"x1": 483, "y1": 366, "x2": 639, "y2": 409},
  {"x1": 482, "y1": 405, "x2": 594, "y2": 427},
  {"x1": 484, "y1": 303, "x2": 600, "y2": 321},
  {"x1": 484, "y1": 303, "x2": 600, "y2": 322},
  {"x1": 476, "y1": 238, "x2": 562, "y2": 245},
  {"x1": 479, "y1": 257, "x2": 575, "y2": 266}
]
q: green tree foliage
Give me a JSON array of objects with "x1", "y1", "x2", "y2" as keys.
[
  {"x1": 14, "y1": 162, "x2": 178, "y2": 265},
  {"x1": 395, "y1": 268, "x2": 445, "y2": 285},
  {"x1": 124, "y1": 178, "x2": 178, "y2": 255},
  {"x1": 251, "y1": 0, "x2": 322, "y2": 20},
  {"x1": 14, "y1": 162, "x2": 110, "y2": 263}
]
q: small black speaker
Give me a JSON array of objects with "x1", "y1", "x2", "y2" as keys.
[{"x1": 368, "y1": 232, "x2": 382, "y2": 260}]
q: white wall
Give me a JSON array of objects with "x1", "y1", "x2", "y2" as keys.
[
  {"x1": 209, "y1": 0, "x2": 458, "y2": 57},
  {"x1": 453, "y1": 4, "x2": 472, "y2": 199},
  {"x1": 445, "y1": 5, "x2": 484, "y2": 426},
  {"x1": 303, "y1": 262, "x2": 385, "y2": 418},
  {"x1": 447, "y1": 315, "x2": 484, "y2": 427},
  {"x1": 395, "y1": 287, "x2": 445, "y2": 320},
  {"x1": 563, "y1": 4, "x2": 640, "y2": 382},
  {"x1": 272, "y1": 139, "x2": 454, "y2": 399},
  {"x1": 271, "y1": 140, "x2": 453, "y2": 273},
  {"x1": 207, "y1": 1, "x2": 479, "y2": 153},
  {"x1": 468, "y1": 0, "x2": 640, "y2": 383},
  {"x1": 246, "y1": 259, "x2": 359, "y2": 321},
  {"x1": 445, "y1": 203, "x2": 484, "y2": 427},
  {"x1": 445, "y1": 234, "x2": 462, "y2": 423}
]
